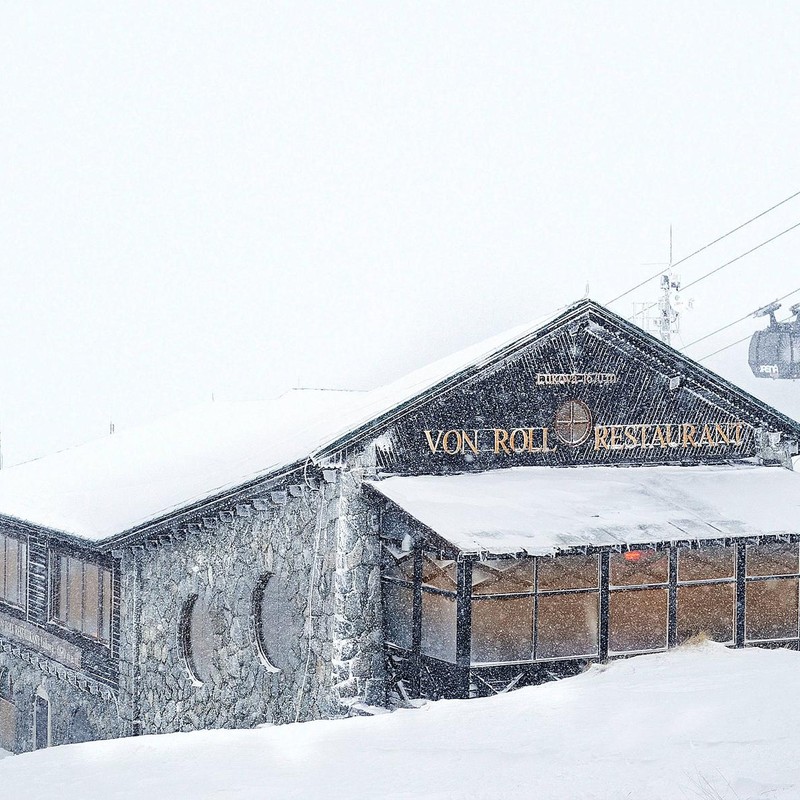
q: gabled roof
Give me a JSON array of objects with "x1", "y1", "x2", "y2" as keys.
[
  {"x1": 0, "y1": 299, "x2": 797, "y2": 546},
  {"x1": 310, "y1": 298, "x2": 800, "y2": 459}
]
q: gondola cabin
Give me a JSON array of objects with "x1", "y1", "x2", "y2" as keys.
[{"x1": 749, "y1": 302, "x2": 800, "y2": 380}]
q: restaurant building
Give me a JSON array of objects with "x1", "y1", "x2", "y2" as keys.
[{"x1": 0, "y1": 299, "x2": 798, "y2": 753}]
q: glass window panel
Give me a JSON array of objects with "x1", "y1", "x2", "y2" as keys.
[
  {"x1": 471, "y1": 596, "x2": 533, "y2": 663},
  {"x1": 609, "y1": 589, "x2": 668, "y2": 653},
  {"x1": 4, "y1": 537, "x2": 18, "y2": 605},
  {"x1": 422, "y1": 559, "x2": 457, "y2": 591},
  {"x1": 0, "y1": 536, "x2": 6, "y2": 599},
  {"x1": 67, "y1": 558, "x2": 83, "y2": 629},
  {"x1": 57, "y1": 555, "x2": 68, "y2": 622},
  {"x1": 82, "y1": 563, "x2": 100, "y2": 639},
  {"x1": 383, "y1": 581, "x2": 413, "y2": 650},
  {"x1": 677, "y1": 583, "x2": 735, "y2": 644},
  {"x1": 19, "y1": 539, "x2": 27, "y2": 608},
  {"x1": 421, "y1": 590, "x2": 456, "y2": 663},
  {"x1": 101, "y1": 569, "x2": 112, "y2": 643},
  {"x1": 472, "y1": 559, "x2": 535, "y2": 595},
  {"x1": 610, "y1": 551, "x2": 668, "y2": 587},
  {"x1": 537, "y1": 555, "x2": 598, "y2": 591},
  {"x1": 536, "y1": 592, "x2": 599, "y2": 659},
  {"x1": 747, "y1": 543, "x2": 799, "y2": 577},
  {"x1": 678, "y1": 547, "x2": 735, "y2": 582},
  {"x1": 746, "y1": 578, "x2": 799, "y2": 641},
  {"x1": 0, "y1": 697, "x2": 16, "y2": 753},
  {"x1": 381, "y1": 545, "x2": 414, "y2": 581}
]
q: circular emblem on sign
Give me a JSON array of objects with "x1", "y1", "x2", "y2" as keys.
[{"x1": 553, "y1": 399, "x2": 592, "y2": 446}]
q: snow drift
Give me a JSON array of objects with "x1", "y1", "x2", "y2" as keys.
[{"x1": 1, "y1": 642, "x2": 799, "y2": 799}]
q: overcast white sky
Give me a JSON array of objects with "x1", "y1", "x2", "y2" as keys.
[{"x1": 1, "y1": 2, "x2": 799, "y2": 467}]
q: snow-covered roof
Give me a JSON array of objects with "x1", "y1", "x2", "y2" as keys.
[
  {"x1": 0, "y1": 298, "x2": 798, "y2": 545},
  {"x1": 367, "y1": 464, "x2": 800, "y2": 555},
  {"x1": 0, "y1": 390, "x2": 365, "y2": 542},
  {"x1": 0, "y1": 304, "x2": 571, "y2": 543}
]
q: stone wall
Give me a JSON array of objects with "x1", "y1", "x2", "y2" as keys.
[
  {"x1": 0, "y1": 649, "x2": 121, "y2": 752},
  {"x1": 331, "y1": 467, "x2": 386, "y2": 709},
  {"x1": 117, "y1": 464, "x2": 387, "y2": 736},
  {"x1": 120, "y1": 475, "x2": 348, "y2": 735}
]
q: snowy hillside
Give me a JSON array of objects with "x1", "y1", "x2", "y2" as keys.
[{"x1": 2, "y1": 642, "x2": 799, "y2": 799}]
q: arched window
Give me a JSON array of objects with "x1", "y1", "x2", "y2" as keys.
[
  {"x1": 0, "y1": 667, "x2": 14, "y2": 752},
  {"x1": 179, "y1": 595, "x2": 217, "y2": 686},
  {"x1": 33, "y1": 687, "x2": 50, "y2": 750},
  {"x1": 0, "y1": 668, "x2": 10, "y2": 700},
  {"x1": 252, "y1": 574, "x2": 298, "y2": 672}
]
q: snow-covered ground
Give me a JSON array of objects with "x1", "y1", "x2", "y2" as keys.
[{"x1": 1, "y1": 642, "x2": 799, "y2": 799}]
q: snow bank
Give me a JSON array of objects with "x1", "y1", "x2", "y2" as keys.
[{"x1": 2, "y1": 643, "x2": 800, "y2": 799}]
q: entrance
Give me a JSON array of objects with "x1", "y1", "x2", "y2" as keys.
[{"x1": 33, "y1": 688, "x2": 50, "y2": 750}]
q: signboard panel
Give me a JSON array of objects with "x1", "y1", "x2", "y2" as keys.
[{"x1": 0, "y1": 610, "x2": 83, "y2": 671}]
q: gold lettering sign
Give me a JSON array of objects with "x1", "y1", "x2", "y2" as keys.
[
  {"x1": 423, "y1": 421, "x2": 747, "y2": 456},
  {"x1": 593, "y1": 422, "x2": 744, "y2": 451},
  {"x1": 536, "y1": 372, "x2": 617, "y2": 386}
]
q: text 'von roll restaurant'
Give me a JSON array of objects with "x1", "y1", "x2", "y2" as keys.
[{"x1": 0, "y1": 299, "x2": 799, "y2": 752}]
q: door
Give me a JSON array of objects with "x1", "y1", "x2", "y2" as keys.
[{"x1": 34, "y1": 694, "x2": 49, "y2": 749}]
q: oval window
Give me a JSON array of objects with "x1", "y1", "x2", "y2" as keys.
[
  {"x1": 252, "y1": 574, "x2": 299, "y2": 672},
  {"x1": 179, "y1": 595, "x2": 217, "y2": 685}
]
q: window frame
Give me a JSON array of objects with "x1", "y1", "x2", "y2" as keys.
[
  {"x1": 0, "y1": 532, "x2": 28, "y2": 612},
  {"x1": 49, "y1": 550, "x2": 113, "y2": 646}
]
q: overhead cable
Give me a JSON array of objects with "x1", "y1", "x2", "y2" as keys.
[
  {"x1": 606, "y1": 189, "x2": 800, "y2": 306},
  {"x1": 696, "y1": 315, "x2": 794, "y2": 362},
  {"x1": 633, "y1": 220, "x2": 800, "y2": 320},
  {"x1": 683, "y1": 286, "x2": 800, "y2": 349}
]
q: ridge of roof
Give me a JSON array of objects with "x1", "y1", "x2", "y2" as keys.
[
  {"x1": 0, "y1": 298, "x2": 797, "y2": 547},
  {"x1": 311, "y1": 298, "x2": 800, "y2": 460}
]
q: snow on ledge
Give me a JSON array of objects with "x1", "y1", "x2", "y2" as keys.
[{"x1": 368, "y1": 464, "x2": 800, "y2": 555}]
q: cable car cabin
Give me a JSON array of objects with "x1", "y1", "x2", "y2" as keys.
[{"x1": 748, "y1": 302, "x2": 800, "y2": 380}]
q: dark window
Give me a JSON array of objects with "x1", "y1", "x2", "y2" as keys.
[
  {"x1": 746, "y1": 579, "x2": 799, "y2": 641},
  {"x1": 676, "y1": 547, "x2": 736, "y2": 645},
  {"x1": 421, "y1": 590, "x2": 456, "y2": 663},
  {"x1": 52, "y1": 554, "x2": 112, "y2": 644},
  {"x1": 0, "y1": 533, "x2": 27, "y2": 609},
  {"x1": 678, "y1": 547, "x2": 735, "y2": 582},
  {"x1": 0, "y1": 668, "x2": 14, "y2": 752},
  {"x1": 747, "y1": 543, "x2": 799, "y2": 577},
  {"x1": 677, "y1": 584, "x2": 735, "y2": 644},
  {"x1": 536, "y1": 592, "x2": 599, "y2": 659},
  {"x1": 537, "y1": 554, "x2": 598, "y2": 591},
  {"x1": 745, "y1": 543, "x2": 800, "y2": 642},
  {"x1": 609, "y1": 588, "x2": 668, "y2": 653},
  {"x1": 610, "y1": 550, "x2": 668, "y2": 587},
  {"x1": 179, "y1": 594, "x2": 217, "y2": 685},
  {"x1": 252, "y1": 574, "x2": 299, "y2": 672},
  {"x1": 472, "y1": 596, "x2": 533, "y2": 662},
  {"x1": 383, "y1": 581, "x2": 413, "y2": 650}
]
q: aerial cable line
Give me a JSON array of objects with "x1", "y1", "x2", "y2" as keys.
[
  {"x1": 606, "y1": 189, "x2": 800, "y2": 306},
  {"x1": 683, "y1": 286, "x2": 800, "y2": 349},
  {"x1": 696, "y1": 315, "x2": 795, "y2": 362},
  {"x1": 680, "y1": 220, "x2": 800, "y2": 293},
  {"x1": 633, "y1": 220, "x2": 800, "y2": 320}
]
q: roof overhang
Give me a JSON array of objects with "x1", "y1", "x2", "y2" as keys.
[{"x1": 367, "y1": 464, "x2": 800, "y2": 557}]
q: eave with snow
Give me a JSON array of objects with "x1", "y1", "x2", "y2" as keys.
[{"x1": 0, "y1": 298, "x2": 799, "y2": 753}]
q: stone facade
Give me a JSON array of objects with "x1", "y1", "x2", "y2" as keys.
[
  {"x1": 0, "y1": 464, "x2": 386, "y2": 753},
  {"x1": 0, "y1": 649, "x2": 121, "y2": 752},
  {"x1": 116, "y1": 466, "x2": 385, "y2": 736}
]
